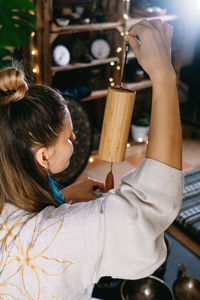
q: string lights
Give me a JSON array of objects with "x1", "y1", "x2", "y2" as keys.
[
  {"x1": 109, "y1": 0, "x2": 130, "y2": 87},
  {"x1": 30, "y1": 28, "x2": 39, "y2": 78}
]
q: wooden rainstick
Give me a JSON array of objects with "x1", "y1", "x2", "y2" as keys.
[
  {"x1": 98, "y1": 42, "x2": 136, "y2": 191},
  {"x1": 98, "y1": 87, "x2": 136, "y2": 162}
]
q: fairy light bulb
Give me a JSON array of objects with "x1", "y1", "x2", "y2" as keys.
[
  {"x1": 110, "y1": 61, "x2": 115, "y2": 66},
  {"x1": 123, "y1": 13, "x2": 128, "y2": 19},
  {"x1": 111, "y1": 82, "x2": 115, "y2": 87},
  {"x1": 89, "y1": 156, "x2": 94, "y2": 163},
  {"x1": 120, "y1": 32, "x2": 125, "y2": 36},
  {"x1": 31, "y1": 31, "x2": 35, "y2": 38},
  {"x1": 32, "y1": 66, "x2": 39, "y2": 74},
  {"x1": 116, "y1": 47, "x2": 122, "y2": 53},
  {"x1": 127, "y1": 143, "x2": 131, "y2": 148},
  {"x1": 29, "y1": 10, "x2": 35, "y2": 15},
  {"x1": 109, "y1": 77, "x2": 114, "y2": 82},
  {"x1": 31, "y1": 49, "x2": 36, "y2": 55},
  {"x1": 116, "y1": 66, "x2": 121, "y2": 70}
]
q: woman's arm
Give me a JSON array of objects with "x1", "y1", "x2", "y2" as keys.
[{"x1": 126, "y1": 19, "x2": 182, "y2": 170}]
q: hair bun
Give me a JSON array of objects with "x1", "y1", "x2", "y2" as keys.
[{"x1": 0, "y1": 67, "x2": 28, "y2": 104}]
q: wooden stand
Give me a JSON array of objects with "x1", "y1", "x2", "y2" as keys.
[{"x1": 98, "y1": 87, "x2": 136, "y2": 162}]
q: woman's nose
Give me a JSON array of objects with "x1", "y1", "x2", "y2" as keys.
[{"x1": 70, "y1": 132, "x2": 76, "y2": 143}]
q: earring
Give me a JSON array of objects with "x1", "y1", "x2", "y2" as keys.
[{"x1": 47, "y1": 172, "x2": 66, "y2": 206}]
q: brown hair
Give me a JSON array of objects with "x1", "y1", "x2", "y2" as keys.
[{"x1": 0, "y1": 67, "x2": 67, "y2": 213}]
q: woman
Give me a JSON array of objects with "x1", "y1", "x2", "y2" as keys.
[{"x1": 0, "y1": 20, "x2": 183, "y2": 299}]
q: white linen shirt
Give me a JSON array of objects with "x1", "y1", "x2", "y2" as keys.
[{"x1": 0, "y1": 158, "x2": 183, "y2": 299}]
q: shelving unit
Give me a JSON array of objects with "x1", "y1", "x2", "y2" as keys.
[
  {"x1": 30, "y1": 1, "x2": 181, "y2": 100},
  {"x1": 29, "y1": 0, "x2": 182, "y2": 139},
  {"x1": 51, "y1": 56, "x2": 119, "y2": 72}
]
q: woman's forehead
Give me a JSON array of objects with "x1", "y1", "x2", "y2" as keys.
[{"x1": 64, "y1": 108, "x2": 73, "y2": 129}]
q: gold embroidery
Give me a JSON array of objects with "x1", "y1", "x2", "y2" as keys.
[
  {"x1": 0, "y1": 208, "x2": 29, "y2": 267},
  {"x1": 0, "y1": 209, "x2": 73, "y2": 299}
]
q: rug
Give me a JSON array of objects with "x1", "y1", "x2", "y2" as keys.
[{"x1": 174, "y1": 167, "x2": 200, "y2": 245}]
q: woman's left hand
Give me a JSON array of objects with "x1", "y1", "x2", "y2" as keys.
[{"x1": 61, "y1": 177, "x2": 106, "y2": 204}]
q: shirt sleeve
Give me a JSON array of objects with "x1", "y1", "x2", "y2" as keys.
[{"x1": 91, "y1": 158, "x2": 184, "y2": 282}]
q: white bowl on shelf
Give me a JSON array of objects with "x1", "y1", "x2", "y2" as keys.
[
  {"x1": 55, "y1": 18, "x2": 70, "y2": 27},
  {"x1": 131, "y1": 124, "x2": 149, "y2": 143}
]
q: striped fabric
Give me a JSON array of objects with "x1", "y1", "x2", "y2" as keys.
[{"x1": 175, "y1": 168, "x2": 200, "y2": 243}]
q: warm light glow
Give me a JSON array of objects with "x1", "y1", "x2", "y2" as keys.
[
  {"x1": 127, "y1": 143, "x2": 131, "y2": 148},
  {"x1": 109, "y1": 77, "x2": 114, "y2": 82},
  {"x1": 31, "y1": 50, "x2": 36, "y2": 55},
  {"x1": 123, "y1": 13, "x2": 129, "y2": 20},
  {"x1": 111, "y1": 82, "x2": 115, "y2": 87},
  {"x1": 89, "y1": 156, "x2": 94, "y2": 163},
  {"x1": 32, "y1": 67, "x2": 37, "y2": 73},
  {"x1": 144, "y1": 288, "x2": 151, "y2": 296},
  {"x1": 110, "y1": 61, "x2": 115, "y2": 66},
  {"x1": 188, "y1": 282, "x2": 193, "y2": 289},
  {"x1": 116, "y1": 47, "x2": 122, "y2": 53},
  {"x1": 120, "y1": 32, "x2": 125, "y2": 36},
  {"x1": 31, "y1": 31, "x2": 35, "y2": 38},
  {"x1": 138, "y1": 137, "x2": 143, "y2": 143},
  {"x1": 125, "y1": 31, "x2": 129, "y2": 35},
  {"x1": 116, "y1": 66, "x2": 121, "y2": 70},
  {"x1": 29, "y1": 10, "x2": 35, "y2": 15}
]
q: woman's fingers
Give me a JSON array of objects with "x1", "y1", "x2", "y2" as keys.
[
  {"x1": 125, "y1": 34, "x2": 140, "y2": 56},
  {"x1": 92, "y1": 180, "x2": 106, "y2": 192},
  {"x1": 163, "y1": 22, "x2": 173, "y2": 47},
  {"x1": 124, "y1": 19, "x2": 174, "y2": 79}
]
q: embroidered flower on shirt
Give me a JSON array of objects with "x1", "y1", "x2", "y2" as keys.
[{"x1": 0, "y1": 213, "x2": 73, "y2": 299}]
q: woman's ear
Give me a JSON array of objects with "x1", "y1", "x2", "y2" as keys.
[{"x1": 35, "y1": 147, "x2": 49, "y2": 169}]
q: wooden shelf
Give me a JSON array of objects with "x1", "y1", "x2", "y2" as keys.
[
  {"x1": 81, "y1": 80, "x2": 152, "y2": 102},
  {"x1": 51, "y1": 21, "x2": 122, "y2": 34},
  {"x1": 124, "y1": 79, "x2": 152, "y2": 91},
  {"x1": 51, "y1": 56, "x2": 119, "y2": 72},
  {"x1": 81, "y1": 89, "x2": 108, "y2": 102},
  {"x1": 127, "y1": 14, "x2": 178, "y2": 29},
  {"x1": 167, "y1": 224, "x2": 200, "y2": 257}
]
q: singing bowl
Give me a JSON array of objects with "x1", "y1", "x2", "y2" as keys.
[
  {"x1": 173, "y1": 265, "x2": 200, "y2": 300},
  {"x1": 173, "y1": 277, "x2": 200, "y2": 300},
  {"x1": 121, "y1": 276, "x2": 175, "y2": 300}
]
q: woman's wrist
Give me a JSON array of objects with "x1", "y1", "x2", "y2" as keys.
[
  {"x1": 61, "y1": 186, "x2": 74, "y2": 202},
  {"x1": 150, "y1": 69, "x2": 176, "y2": 85}
]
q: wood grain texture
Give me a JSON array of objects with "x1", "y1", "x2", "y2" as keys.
[
  {"x1": 98, "y1": 87, "x2": 136, "y2": 162},
  {"x1": 105, "y1": 171, "x2": 114, "y2": 192},
  {"x1": 167, "y1": 225, "x2": 200, "y2": 257}
]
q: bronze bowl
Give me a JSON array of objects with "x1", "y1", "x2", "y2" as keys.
[
  {"x1": 173, "y1": 264, "x2": 200, "y2": 300},
  {"x1": 121, "y1": 275, "x2": 175, "y2": 300}
]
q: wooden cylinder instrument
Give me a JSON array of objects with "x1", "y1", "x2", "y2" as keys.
[
  {"x1": 98, "y1": 87, "x2": 136, "y2": 162},
  {"x1": 98, "y1": 43, "x2": 136, "y2": 192}
]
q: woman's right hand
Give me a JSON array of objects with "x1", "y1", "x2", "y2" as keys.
[
  {"x1": 125, "y1": 19, "x2": 175, "y2": 82},
  {"x1": 62, "y1": 177, "x2": 106, "y2": 204}
]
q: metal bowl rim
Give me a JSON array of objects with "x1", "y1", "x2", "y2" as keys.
[{"x1": 120, "y1": 275, "x2": 175, "y2": 300}]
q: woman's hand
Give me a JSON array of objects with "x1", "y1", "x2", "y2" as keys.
[
  {"x1": 125, "y1": 19, "x2": 175, "y2": 81},
  {"x1": 61, "y1": 177, "x2": 106, "y2": 204}
]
